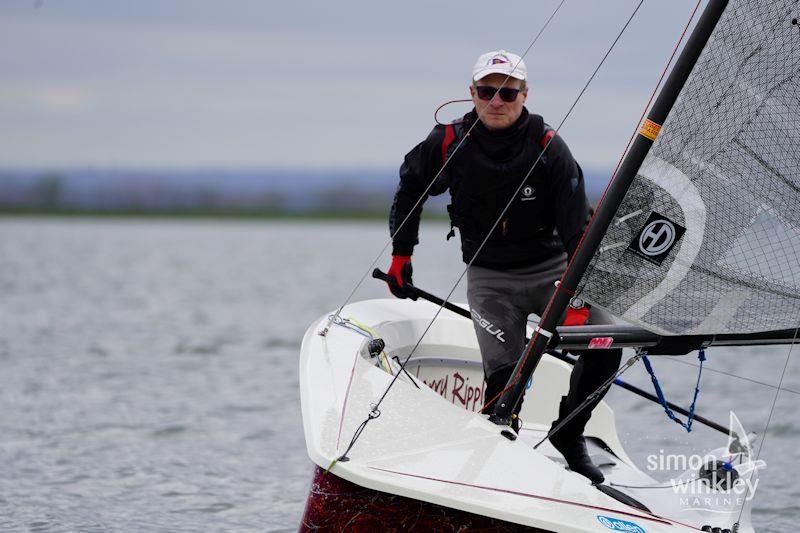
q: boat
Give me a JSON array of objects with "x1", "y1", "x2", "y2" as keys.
[
  {"x1": 300, "y1": 298, "x2": 768, "y2": 532},
  {"x1": 298, "y1": 0, "x2": 800, "y2": 530}
]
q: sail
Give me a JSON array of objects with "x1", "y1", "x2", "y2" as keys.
[{"x1": 578, "y1": 0, "x2": 800, "y2": 335}]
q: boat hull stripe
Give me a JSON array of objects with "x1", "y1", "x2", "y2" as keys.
[{"x1": 367, "y1": 466, "x2": 678, "y2": 527}]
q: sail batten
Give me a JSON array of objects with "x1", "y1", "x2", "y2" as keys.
[{"x1": 578, "y1": 0, "x2": 800, "y2": 335}]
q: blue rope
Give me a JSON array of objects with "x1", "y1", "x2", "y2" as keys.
[{"x1": 642, "y1": 349, "x2": 706, "y2": 433}]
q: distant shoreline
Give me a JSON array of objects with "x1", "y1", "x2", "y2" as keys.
[{"x1": 0, "y1": 208, "x2": 448, "y2": 221}]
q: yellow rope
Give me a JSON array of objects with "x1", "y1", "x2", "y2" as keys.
[{"x1": 346, "y1": 316, "x2": 393, "y2": 375}]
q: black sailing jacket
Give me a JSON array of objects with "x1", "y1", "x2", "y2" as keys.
[{"x1": 390, "y1": 108, "x2": 591, "y2": 270}]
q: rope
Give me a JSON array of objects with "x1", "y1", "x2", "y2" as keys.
[
  {"x1": 374, "y1": 0, "x2": 645, "y2": 413},
  {"x1": 533, "y1": 353, "x2": 643, "y2": 449},
  {"x1": 660, "y1": 355, "x2": 800, "y2": 397},
  {"x1": 325, "y1": 0, "x2": 707, "y2": 461},
  {"x1": 333, "y1": 3, "x2": 647, "y2": 459},
  {"x1": 318, "y1": 0, "x2": 569, "y2": 337},
  {"x1": 734, "y1": 326, "x2": 799, "y2": 528},
  {"x1": 641, "y1": 349, "x2": 706, "y2": 433},
  {"x1": 479, "y1": 0, "x2": 706, "y2": 413},
  {"x1": 326, "y1": 404, "x2": 381, "y2": 472},
  {"x1": 329, "y1": 315, "x2": 374, "y2": 339},
  {"x1": 475, "y1": 0, "x2": 705, "y2": 415},
  {"x1": 328, "y1": 315, "x2": 395, "y2": 375},
  {"x1": 608, "y1": 0, "x2": 705, "y2": 183},
  {"x1": 478, "y1": 0, "x2": 652, "y2": 414}
]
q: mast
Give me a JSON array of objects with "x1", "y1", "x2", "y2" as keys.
[{"x1": 491, "y1": 0, "x2": 731, "y2": 424}]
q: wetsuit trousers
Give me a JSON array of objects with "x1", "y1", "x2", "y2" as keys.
[{"x1": 467, "y1": 253, "x2": 622, "y2": 433}]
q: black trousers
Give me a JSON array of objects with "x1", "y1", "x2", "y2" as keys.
[{"x1": 467, "y1": 255, "x2": 622, "y2": 432}]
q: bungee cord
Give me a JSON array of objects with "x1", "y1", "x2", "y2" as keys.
[
  {"x1": 318, "y1": 0, "x2": 568, "y2": 337},
  {"x1": 642, "y1": 349, "x2": 706, "y2": 433},
  {"x1": 332, "y1": 1, "x2": 646, "y2": 464}
]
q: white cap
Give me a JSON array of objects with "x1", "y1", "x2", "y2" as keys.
[{"x1": 472, "y1": 50, "x2": 527, "y2": 82}]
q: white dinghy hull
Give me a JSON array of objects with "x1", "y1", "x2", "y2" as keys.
[{"x1": 299, "y1": 299, "x2": 748, "y2": 532}]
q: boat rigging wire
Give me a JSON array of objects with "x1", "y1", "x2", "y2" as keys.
[
  {"x1": 659, "y1": 355, "x2": 800, "y2": 397},
  {"x1": 608, "y1": 0, "x2": 704, "y2": 183},
  {"x1": 481, "y1": 0, "x2": 705, "y2": 414},
  {"x1": 374, "y1": 272, "x2": 739, "y2": 437},
  {"x1": 333, "y1": 2, "x2": 647, "y2": 462},
  {"x1": 533, "y1": 352, "x2": 643, "y2": 450},
  {"x1": 733, "y1": 325, "x2": 799, "y2": 528},
  {"x1": 373, "y1": 0, "x2": 644, "y2": 411},
  {"x1": 318, "y1": 0, "x2": 568, "y2": 337}
]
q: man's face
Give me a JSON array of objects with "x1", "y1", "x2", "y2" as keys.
[{"x1": 470, "y1": 73, "x2": 528, "y2": 131}]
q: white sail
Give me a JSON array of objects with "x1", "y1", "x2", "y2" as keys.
[{"x1": 579, "y1": 0, "x2": 800, "y2": 335}]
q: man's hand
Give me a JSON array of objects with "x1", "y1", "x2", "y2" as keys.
[{"x1": 387, "y1": 255, "x2": 413, "y2": 298}]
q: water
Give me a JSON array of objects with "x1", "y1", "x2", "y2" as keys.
[{"x1": 0, "y1": 218, "x2": 797, "y2": 532}]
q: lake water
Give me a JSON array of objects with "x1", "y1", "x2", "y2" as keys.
[{"x1": 0, "y1": 218, "x2": 797, "y2": 532}]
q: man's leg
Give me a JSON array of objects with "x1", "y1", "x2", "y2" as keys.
[
  {"x1": 549, "y1": 305, "x2": 622, "y2": 483},
  {"x1": 466, "y1": 266, "x2": 528, "y2": 425}
]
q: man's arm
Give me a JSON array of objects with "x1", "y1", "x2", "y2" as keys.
[
  {"x1": 389, "y1": 126, "x2": 446, "y2": 255},
  {"x1": 545, "y1": 133, "x2": 591, "y2": 260}
]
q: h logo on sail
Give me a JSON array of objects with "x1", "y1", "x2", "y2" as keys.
[{"x1": 628, "y1": 211, "x2": 686, "y2": 265}]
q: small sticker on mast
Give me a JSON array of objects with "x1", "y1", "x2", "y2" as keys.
[
  {"x1": 639, "y1": 119, "x2": 662, "y2": 141},
  {"x1": 588, "y1": 337, "x2": 614, "y2": 349}
]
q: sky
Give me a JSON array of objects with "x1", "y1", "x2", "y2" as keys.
[{"x1": 0, "y1": 0, "x2": 710, "y2": 170}]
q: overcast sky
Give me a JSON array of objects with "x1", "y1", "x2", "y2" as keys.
[{"x1": 0, "y1": 0, "x2": 709, "y2": 170}]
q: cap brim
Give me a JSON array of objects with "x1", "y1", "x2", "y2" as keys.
[{"x1": 473, "y1": 67, "x2": 526, "y2": 82}]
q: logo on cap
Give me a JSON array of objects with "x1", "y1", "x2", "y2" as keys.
[{"x1": 490, "y1": 57, "x2": 508, "y2": 65}]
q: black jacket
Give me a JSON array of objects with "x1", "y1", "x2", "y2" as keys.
[{"x1": 390, "y1": 108, "x2": 590, "y2": 269}]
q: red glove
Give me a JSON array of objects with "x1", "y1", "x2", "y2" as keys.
[
  {"x1": 387, "y1": 255, "x2": 413, "y2": 298},
  {"x1": 563, "y1": 299, "x2": 590, "y2": 326}
]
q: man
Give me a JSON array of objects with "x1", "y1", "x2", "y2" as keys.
[{"x1": 386, "y1": 50, "x2": 622, "y2": 484}]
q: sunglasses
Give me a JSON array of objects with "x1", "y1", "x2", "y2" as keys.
[{"x1": 474, "y1": 85, "x2": 522, "y2": 103}]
